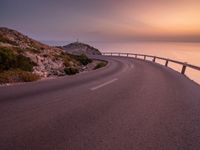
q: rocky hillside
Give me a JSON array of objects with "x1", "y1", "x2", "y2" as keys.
[
  {"x1": 62, "y1": 42, "x2": 101, "y2": 55},
  {"x1": 0, "y1": 27, "x2": 92, "y2": 84}
]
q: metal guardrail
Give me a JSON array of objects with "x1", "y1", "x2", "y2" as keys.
[{"x1": 102, "y1": 52, "x2": 200, "y2": 75}]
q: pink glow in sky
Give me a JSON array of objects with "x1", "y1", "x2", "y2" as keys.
[{"x1": 1, "y1": 0, "x2": 200, "y2": 42}]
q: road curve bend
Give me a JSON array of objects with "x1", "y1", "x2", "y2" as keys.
[{"x1": 0, "y1": 56, "x2": 200, "y2": 150}]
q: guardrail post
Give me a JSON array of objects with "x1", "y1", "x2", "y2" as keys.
[
  {"x1": 118, "y1": 53, "x2": 120, "y2": 56},
  {"x1": 144, "y1": 55, "x2": 146, "y2": 60},
  {"x1": 135, "y1": 54, "x2": 137, "y2": 58},
  {"x1": 127, "y1": 53, "x2": 129, "y2": 57},
  {"x1": 111, "y1": 53, "x2": 112, "y2": 56},
  {"x1": 165, "y1": 60, "x2": 169, "y2": 67},
  {"x1": 181, "y1": 63, "x2": 187, "y2": 75},
  {"x1": 153, "y1": 57, "x2": 156, "y2": 62}
]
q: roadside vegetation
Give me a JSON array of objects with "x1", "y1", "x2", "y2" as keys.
[
  {"x1": 64, "y1": 67, "x2": 79, "y2": 75},
  {"x1": 0, "y1": 47, "x2": 40, "y2": 84},
  {"x1": 0, "y1": 47, "x2": 106, "y2": 84},
  {"x1": 69, "y1": 54, "x2": 92, "y2": 66},
  {"x1": 0, "y1": 47, "x2": 94, "y2": 84},
  {"x1": 0, "y1": 70, "x2": 40, "y2": 84},
  {"x1": 57, "y1": 52, "x2": 92, "y2": 66},
  {"x1": 63, "y1": 54, "x2": 92, "y2": 75},
  {"x1": 57, "y1": 52, "x2": 92, "y2": 75},
  {"x1": 93, "y1": 61, "x2": 107, "y2": 70},
  {"x1": 0, "y1": 47, "x2": 36, "y2": 71},
  {"x1": 0, "y1": 27, "x2": 104, "y2": 85}
]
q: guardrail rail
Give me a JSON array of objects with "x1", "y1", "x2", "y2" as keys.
[{"x1": 102, "y1": 52, "x2": 200, "y2": 76}]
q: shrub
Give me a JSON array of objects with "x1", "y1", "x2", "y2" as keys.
[
  {"x1": 0, "y1": 47, "x2": 36, "y2": 72},
  {"x1": 0, "y1": 47, "x2": 16, "y2": 71},
  {"x1": 64, "y1": 67, "x2": 79, "y2": 75},
  {"x1": 55, "y1": 53, "x2": 74, "y2": 67},
  {"x1": 16, "y1": 54, "x2": 36, "y2": 71},
  {"x1": 0, "y1": 70, "x2": 40, "y2": 84},
  {"x1": 93, "y1": 62, "x2": 107, "y2": 70},
  {"x1": 69, "y1": 54, "x2": 92, "y2": 65},
  {"x1": 56, "y1": 53, "x2": 92, "y2": 67}
]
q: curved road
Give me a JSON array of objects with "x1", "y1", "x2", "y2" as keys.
[{"x1": 0, "y1": 56, "x2": 200, "y2": 150}]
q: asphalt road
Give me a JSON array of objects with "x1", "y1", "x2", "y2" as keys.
[{"x1": 0, "y1": 56, "x2": 200, "y2": 150}]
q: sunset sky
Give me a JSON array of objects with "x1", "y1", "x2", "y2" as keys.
[{"x1": 1, "y1": 0, "x2": 200, "y2": 42}]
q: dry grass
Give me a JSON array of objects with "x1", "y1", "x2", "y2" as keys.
[{"x1": 0, "y1": 69, "x2": 40, "y2": 84}]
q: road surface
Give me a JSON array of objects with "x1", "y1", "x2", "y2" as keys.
[{"x1": 0, "y1": 56, "x2": 200, "y2": 150}]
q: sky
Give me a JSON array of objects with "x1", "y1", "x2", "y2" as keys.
[{"x1": 1, "y1": 0, "x2": 200, "y2": 42}]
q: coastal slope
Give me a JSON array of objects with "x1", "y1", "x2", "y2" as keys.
[{"x1": 0, "y1": 28, "x2": 94, "y2": 84}]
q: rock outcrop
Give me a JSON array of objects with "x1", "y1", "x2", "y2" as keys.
[{"x1": 62, "y1": 42, "x2": 101, "y2": 55}]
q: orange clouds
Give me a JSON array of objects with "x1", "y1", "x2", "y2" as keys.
[{"x1": 114, "y1": 0, "x2": 200, "y2": 39}]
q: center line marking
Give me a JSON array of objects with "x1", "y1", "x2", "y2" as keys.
[{"x1": 90, "y1": 78, "x2": 118, "y2": 91}]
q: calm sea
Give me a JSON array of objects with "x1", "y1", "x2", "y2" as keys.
[{"x1": 44, "y1": 41, "x2": 200, "y2": 84}]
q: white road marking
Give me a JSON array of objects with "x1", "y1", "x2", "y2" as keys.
[{"x1": 90, "y1": 78, "x2": 118, "y2": 91}]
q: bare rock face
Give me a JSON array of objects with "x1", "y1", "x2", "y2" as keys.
[
  {"x1": 0, "y1": 27, "x2": 79, "y2": 77},
  {"x1": 62, "y1": 42, "x2": 101, "y2": 55}
]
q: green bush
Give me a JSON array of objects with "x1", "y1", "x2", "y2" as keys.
[
  {"x1": 93, "y1": 62, "x2": 107, "y2": 70},
  {"x1": 55, "y1": 53, "x2": 74, "y2": 67},
  {"x1": 69, "y1": 54, "x2": 92, "y2": 65},
  {"x1": 0, "y1": 70, "x2": 40, "y2": 84},
  {"x1": 0, "y1": 47, "x2": 36, "y2": 72},
  {"x1": 16, "y1": 54, "x2": 36, "y2": 71},
  {"x1": 0, "y1": 47, "x2": 16, "y2": 71},
  {"x1": 56, "y1": 53, "x2": 92, "y2": 67},
  {"x1": 64, "y1": 67, "x2": 79, "y2": 75}
]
